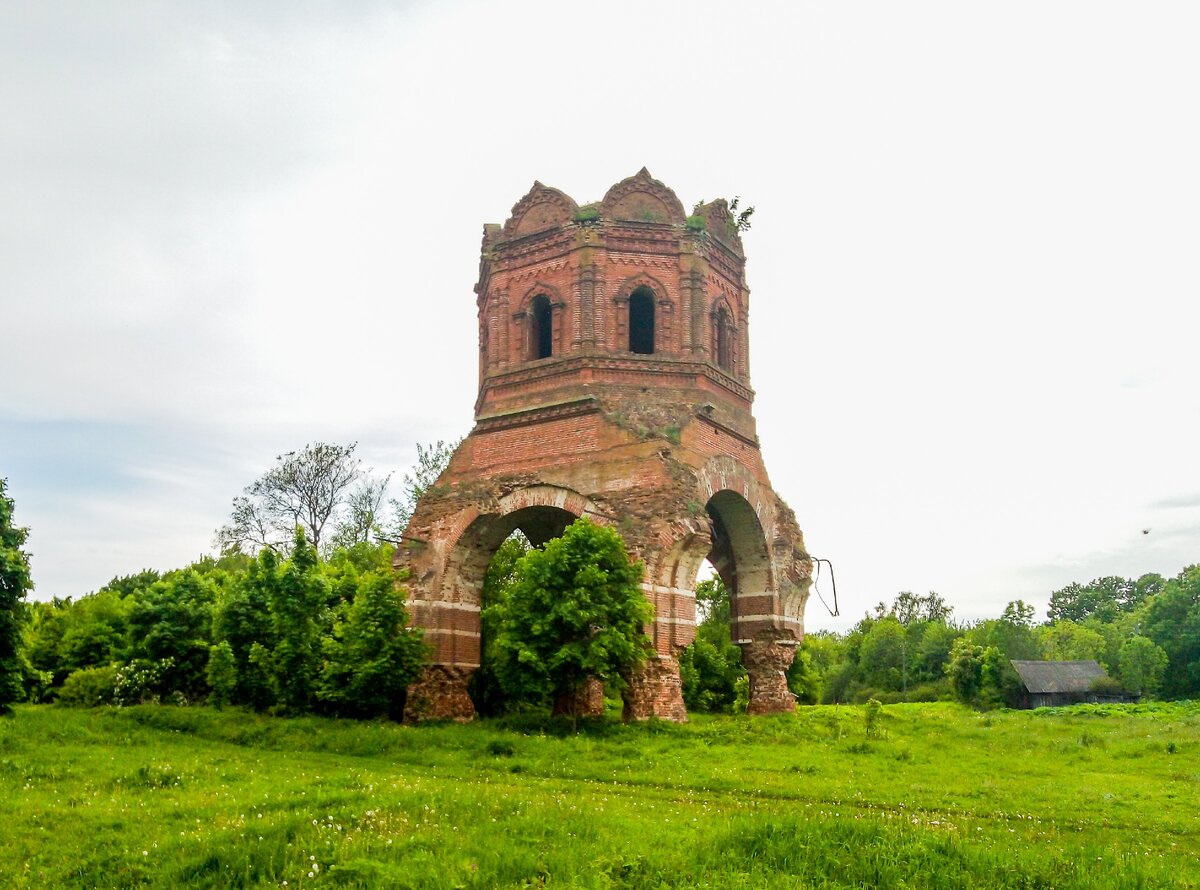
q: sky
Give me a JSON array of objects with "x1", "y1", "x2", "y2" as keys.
[{"x1": 3, "y1": 1, "x2": 1198, "y2": 632}]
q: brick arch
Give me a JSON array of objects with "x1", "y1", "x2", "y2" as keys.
[
  {"x1": 695, "y1": 457, "x2": 775, "y2": 535},
  {"x1": 516, "y1": 281, "x2": 565, "y2": 314},
  {"x1": 601, "y1": 167, "x2": 687, "y2": 225},
  {"x1": 614, "y1": 273, "x2": 673, "y2": 355},
  {"x1": 615, "y1": 272, "x2": 669, "y2": 303},
  {"x1": 515, "y1": 282, "x2": 567, "y2": 361},
  {"x1": 422, "y1": 486, "x2": 600, "y2": 670},
  {"x1": 695, "y1": 457, "x2": 781, "y2": 638},
  {"x1": 503, "y1": 181, "x2": 579, "y2": 238},
  {"x1": 646, "y1": 517, "x2": 710, "y2": 654},
  {"x1": 705, "y1": 488, "x2": 776, "y2": 644},
  {"x1": 710, "y1": 297, "x2": 738, "y2": 373},
  {"x1": 495, "y1": 484, "x2": 600, "y2": 524}
]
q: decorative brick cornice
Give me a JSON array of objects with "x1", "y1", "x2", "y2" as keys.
[
  {"x1": 473, "y1": 352, "x2": 756, "y2": 415},
  {"x1": 473, "y1": 396, "x2": 602, "y2": 433}
]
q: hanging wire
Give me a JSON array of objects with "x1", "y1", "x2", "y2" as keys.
[{"x1": 809, "y1": 555, "x2": 839, "y2": 617}]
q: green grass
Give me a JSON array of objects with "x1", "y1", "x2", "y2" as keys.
[{"x1": 1, "y1": 701, "x2": 1198, "y2": 888}]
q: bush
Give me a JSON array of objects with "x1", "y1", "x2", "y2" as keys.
[
  {"x1": 58, "y1": 665, "x2": 119, "y2": 707},
  {"x1": 114, "y1": 658, "x2": 174, "y2": 706},
  {"x1": 732, "y1": 675, "x2": 749, "y2": 714},
  {"x1": 864, "y1": 698, "x2": 884, "y2": 739},
  {"x1": 485, "y1": 518, "x2": 651, "y2": 721},
  {"x1": 206, "y1": 642, "x2": 237, "y2": 709}
]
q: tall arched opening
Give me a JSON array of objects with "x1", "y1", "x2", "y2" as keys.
[
  {"x1": 406, "y1": 491, "x2": 585, "y2": 722},
  {"x1": 705, "y1": 490, "x2": 772, "y2": 644},
  {"x1": 629, "y1": 287, "x2": 655, "y2": 354},
  {"x1": 705, "y1": 489, "x2": 797, "y2": 715},
  {"x1": 531, "y1": 295, "x2": 553, "y2": 359}
]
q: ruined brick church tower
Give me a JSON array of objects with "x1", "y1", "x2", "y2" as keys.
[{"x1": 396, "y1": 169, "x2": 811, "y2": 721}]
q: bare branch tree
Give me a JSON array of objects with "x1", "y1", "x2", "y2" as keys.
[
  {"x1": 215, "y1": 442, "x2": 362, "y2": 555},
  {"x1": 331, "y1": 472, "x2": 393, "y2": 549},
  {"x1": 387, "y1": 439, "x2": 459, "y2": 536}
]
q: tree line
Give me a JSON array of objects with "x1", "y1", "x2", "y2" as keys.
[
  {"x1": 2, "y1": 446, "x2": 659, "y2": 722},
  {"x1": 3, "y1": 451, "x2": 1199, "y2": 719},
  {"x1": 673, "y1": 572, "x2": 1198, "y2": 712}
]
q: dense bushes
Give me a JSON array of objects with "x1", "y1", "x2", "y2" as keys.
[
  {"x1": 18, "y1": 501, "x2": 1200, "y2": 717},
  {"x1": 22, "y1": 534, "x2": 426, "y2": 719},
  {"x1": 789, "y1": 569, "x2": 1200, "y2": 708}
]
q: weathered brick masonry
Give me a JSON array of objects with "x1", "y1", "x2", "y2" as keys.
[{"x1": 397, "y1": 169, "x2": 811, "y2": 721}]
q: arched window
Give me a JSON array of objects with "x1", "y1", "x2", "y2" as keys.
[
  {"x1": 531, "y1": 295, "x2": 553, "y2": 359},
  {"x1": 629, "y1": 287, "x2": 655, "y2": 354},
  {"x1": 715, "y1": 307, "x2": 732, "y2": 371}
]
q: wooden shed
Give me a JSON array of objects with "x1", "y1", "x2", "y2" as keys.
[{"x1": 1010, "y1": 660, "x2": 1133, "y2": 708}]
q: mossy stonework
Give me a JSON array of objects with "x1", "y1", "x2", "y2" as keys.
[{"x1": 397, "y1": 169, "x2": 812, "y2": 721}]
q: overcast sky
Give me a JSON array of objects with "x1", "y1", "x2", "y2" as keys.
[{"x1": 3, "y1": 1, "x2": 1198, "y2": 631}]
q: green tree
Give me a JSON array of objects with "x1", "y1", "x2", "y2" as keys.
[
  {"x1": 1118, "y1": 635, "x2": 1169, "y2": 697},
  {"x1": 968, "y1": 612, "x2": 1041, "y2": 662},
  {"x1": 127, "y1": 569, "x2": 218, "y2": 700},
  {"x1": 695, "y1": 577, "x2": 731, "y2": 624},
  {"x1": 914, "y1": 620, "x2": 960, "y2": 683},
  {"x1": 211, "y1": 576, "x2": 273, "y2": 705},
  {"x1": 945, "y1": 638, "x2": 985, "y2": 704},
  {"x1": 677, "y1": 577, "x2": 746, "y2": 712},
  {"x1": 1047, "y1": 575, "x2": 1159, "y2": 624},
  {"x1": 858, "y1": 617, "x2": 907, "y2": 692},
  {"x1": 485, "y1": 519, "x2": 652, "y2": 725},
  {"x1": 471, "y1": 533, "x2": 530, "y2": 717},
  {"x1": 1001, "y1": 600, "x2": 1036, "y2": 628},
  {"x1": 1, "y1": 479, "x2": 34, "y2": 713},
  {"x1": 980, "y1": 646, "x2": 1024, "y2": 708},
  {"x1": 318, "y1": 569, "x2": 426, "y2": 719},
  {"x1": 22, "y1": 599, "x2": 69, "y2": 687},
  {"x1": 99, "y1": 569, "x2": 161, "y2": 598},
  {"x1": 265, "y1": 530, "x2": 330, "y2": 712},
  {"x1": 886, "y1": 591, "x2": 952, "y2": 626},
  {"x1": 206, "y1": 641, "x2": 237, "y2": 708},
  {"x1": 1141, "y1": 566, "x2": 1200, "y2": 698},
  {"x1": 245, "y1": 642, "x2": 275, "y2": 711},
  {"x1": 1037, "y1": 620, "x2": 1107, "y2": 664},
  {"x1": 61, "y1": 590, "x2": 133, "y2": 673}
]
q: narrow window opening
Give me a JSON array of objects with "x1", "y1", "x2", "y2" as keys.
[
  {"x1": 629, "y1": 287, "x2": 656, "y2": 354},
  {"x1": 715, "y1": 309, "x2": 732, "y2": 371},
  {"x1": 531, "y1": 296, "x2": 553, "y2": 359}
]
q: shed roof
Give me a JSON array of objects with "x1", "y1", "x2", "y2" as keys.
[{"x1": 1010, "y1": 660, "x2": 1107, "y2": 694}]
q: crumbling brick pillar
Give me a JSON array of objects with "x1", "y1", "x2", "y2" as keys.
[
  {"x1": 742, "y1": 637, "x2": 797, "y2": 715},
  {"x1": 623, "y1": 656, "x2": 688, "y2": 722},
  {"x1": 404, "y1": 665, "x2": 476, "y2": 723},
  {"x1": 552, "y1": 676, "x2": 606, "y2": 719}
]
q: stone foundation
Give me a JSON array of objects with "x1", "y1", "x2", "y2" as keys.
[
  {"x1": 552, "y1": 676, "x2": 606, "y2": 719},
  {"x1": 742, "y1": 638, "x2": 797, "y2": 715},
  {"x1": 622, "y1": 656, "x2": 688, "y2": 722},
  {"x1": 405, "y1": 665, "x2": 476, "y2": 723}
]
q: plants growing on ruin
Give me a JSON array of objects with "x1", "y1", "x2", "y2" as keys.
[{"x1": 484, "y1": 518, "x2": 652, "y2": 726}]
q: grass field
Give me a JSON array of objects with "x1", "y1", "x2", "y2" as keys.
[{"x1": 1, "y1": 701, "x2": 1197, "y2": 888}]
